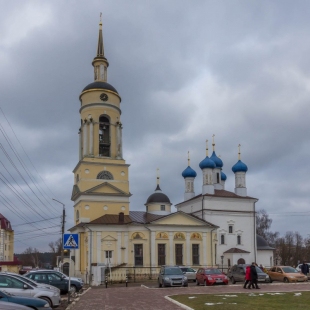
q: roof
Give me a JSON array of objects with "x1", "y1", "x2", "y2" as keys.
[
  {"x1": 175, "y1": 190, "x2": 257, "y2": 205},
  {"x1": 257, "y1": 235, "x2": 275, "y2": 250},
  {"x1": 70, "y1": 210, "x2": 218, "y2": 229},
  {"x1": 0, "y1": 214, "x2": 13, "y2": 231},
  {"x1": 223, "y1": 248, "x2": 250, "y2": 254},
  {"x1": 82, "y1": 81, "x2": 118, "y2": 94}
]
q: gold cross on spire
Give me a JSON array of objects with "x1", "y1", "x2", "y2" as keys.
[
  {"x1": 156, "y1": 168, "x2": 160, "y2": 185},
  {"x1": 238, "y1": 144, "x2": 241, "y2": 160},
  {"x1": 206, "y1": 140, "x2": 209, "y2": 156},
  {"x1": 212, "y1": 134, "x2": 215, "y2": 151}
]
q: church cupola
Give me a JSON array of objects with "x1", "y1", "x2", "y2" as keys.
[
  {"x1": 199, "y1": 140, "x2": 215, "y2": 195},
  {"x1": 209, "y1": 135, "x2": 223, "y2": 190},
  {"x1": 221, "y1": 171, "x2": 227, "y2": 189},
  {"x1": 182, "y1": 151, "x2": 197, "y2": 201},
  {"x1": 232, "y1": 144, "x2": 248, "y2": 196},
  {"x1": 145, "y1": 169, "x2": 172, "y2": 215}
]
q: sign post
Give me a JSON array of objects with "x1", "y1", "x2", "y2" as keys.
[{"x1": 63, "y1": 234, "x2": 79, "y2": 304}]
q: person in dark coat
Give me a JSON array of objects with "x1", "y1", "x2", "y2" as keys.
[
  {"x1": 300, "y1": 262, "x2": 309, "y2": 276},
  {"x1": 250, "y1": 262, "x2": 260, "y2": 289},
  {"x1": 243, "y1": 265, "x2": 252, "y2": 289}
]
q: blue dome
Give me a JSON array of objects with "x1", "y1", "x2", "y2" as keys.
[
  {"x1": 210, "y1": 151, "x2": 223, "y2": 168},
  {"x1": 182, "y1": 166, "x2": 197, "y2": 178},
  {"x1": 221, "y1": 171, "x2": 227, "y2": 181},
  {"x1": 232, "y1": 160, "x2": 248, "y2": 173},
  {"x1": 199, "y1": 156, "x2": 216, "y2": 170}
]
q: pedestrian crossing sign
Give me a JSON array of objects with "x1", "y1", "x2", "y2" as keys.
[{"x1": 63, "y1": 234, "x2": 79, "y2": 249}]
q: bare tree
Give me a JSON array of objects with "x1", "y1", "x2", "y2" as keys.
[{"x1": 256, "y1": 209, "x2": 279, "y2": 245}]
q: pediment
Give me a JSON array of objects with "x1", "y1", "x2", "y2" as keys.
[
  {"x1": 150, "y1": 211, "x2": 215, "y2": 227},
  {"x1": 101, "y1": 235, "x2": 117, "y2": 242},
  {"x1": 85, "y1": 182, "x2": 128, "y2": 196}
]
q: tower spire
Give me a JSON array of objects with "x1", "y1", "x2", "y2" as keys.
[
  {"x1": 92, "y1": 14, "x2": 109, "y2": 82},
  {"x1": 212, "y1": 134, "x2": 215, "y2": 151},
  {"x1": 206, "y1": 140, "x2": 209, "y2": 157},
  {"x1": 155, "y1": 168, "x2": 161, "y2": 191},
  {"x1": 238, "y1": 144, "x2": 241, "y2": 160},
  {"x1": 188, "y1": 151, "x2": 190, "y2": 166}
]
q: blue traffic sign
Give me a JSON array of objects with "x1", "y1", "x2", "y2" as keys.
[{"x1": 63, "y1": 234, "x2": 79, "y2": 249}]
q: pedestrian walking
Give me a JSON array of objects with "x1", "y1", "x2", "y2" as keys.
[
  {"x1": 250, "y1": 262, "x2": 260, "y2": 289},
  {"x1": 243, "y1": 265, "x2": 252, "y2": 289},
  {"x1": 300, "y1": 262, "x2": 309, "y2": 276}
]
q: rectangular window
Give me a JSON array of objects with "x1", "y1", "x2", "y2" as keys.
[
  {"x1": 105, "y1": 251, "x2": 112, "y2": 258},
  {"x1": 160, "y1": 205, "x2": 165, "y2": 211},
  {"x1": 217, "y1": 173, "x2": 220, "y2": 183},
  {"x1": 175, "y1": 244, "x2": 183, "y2": 265},
  {"x1": 134, "y1": 244, "x2": 143, "y2": 266},
  {"x1": 192, "y1": 244, "x2": 199, "y2": 265},
  {"x1": 221, "y1": 234, "x2": 225, "y2": 244},
  {"x1": 229, "y1": 225, "x2": 233, "y2": 233},
  {"x1": 237, "y1": 235, "x2": 241, "y2": 245},
  {"x1": 158, "y1": 244, "x2": 166, "y2": 265}
]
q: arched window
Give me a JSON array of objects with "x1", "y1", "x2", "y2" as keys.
[
  {"x1": 99, "y1": 115, "x2": 110, "y2": 157},
  {"x1": 97, "y1": 171, "x2": 114, "y2": 180},
  {"x1": 238, "y1": 258, "x2": 245, "y2": 264},
  {"x1": 237, "y1": 235, "x2": 241, "y2": 245}
]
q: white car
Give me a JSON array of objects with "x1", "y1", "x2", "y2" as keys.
[
  {"x1": 0, "y1": 273, "x2": 60, "y2": 308},
  {"x1": 178, "y1": 267, "x2": 197, "y2": 282}
]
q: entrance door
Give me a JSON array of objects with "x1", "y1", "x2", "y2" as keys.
[{"x1": 175, "y1": 244, "x2": 183, "y2": 265}]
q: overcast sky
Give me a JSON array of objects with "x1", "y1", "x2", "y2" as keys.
[{"x1": 1, "y1": 0, "x2": 310, "y2": 254}]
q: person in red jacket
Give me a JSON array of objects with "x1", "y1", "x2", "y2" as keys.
[{"x1": 243, "y1": 265, "x2": 252, "y2": 289}]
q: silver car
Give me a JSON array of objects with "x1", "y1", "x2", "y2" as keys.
[
  {"x1": 158, "y1": 266, "x2": 188, "y2": 287},
  {"x1": 0, "y1": 274, "x2": 60, "y2": 308},
  {"x1": 179, "y1": 267, "x2": 197, "y2": 282}
]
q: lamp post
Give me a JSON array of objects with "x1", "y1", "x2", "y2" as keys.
[
  {"x1": 53, "y1": 198, "x2": 65, "y2": 272},
  {"x1": 221, "y1": 255, "x2": 224, "y2": 272}
]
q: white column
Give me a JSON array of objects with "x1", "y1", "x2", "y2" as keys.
[
  {"x1": 169, "y1": 232, "x2": 174, "y2": 265},
  {"x1": 83, "y1": 122, "x2": 87, "y2": 157},
  {"x1": 79, "y1": 131, "x2": 82, "y2": 160},
  {"x1": 96, "y1": 232, "x2": 101, "y2": 263},
  {"x1": 124, "y1": 233, "x2": 128, "y2": 264},
  {"x1": 151, "y1": 231, "x2": 156, "y2": 267},
  {"x1": 89, "y1": 121, "x2": 94, "y2": 155},
  {"x1": 186, "y1": 232, "x2": 191, "y2": 265},
  {"x1": 202, "y1": 232, "x2": 207, "y2": 266},
  {"x1": 117, "y1": 232, "x2": 122, "y2": 265}
]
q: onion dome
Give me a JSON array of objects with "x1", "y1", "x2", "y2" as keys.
[
  {"x1": 146, "y1": 185, "x2": 171, "y2": 204},
  {"x1": 210, "y1": 151, "x2": 223, "y2": 168},
  {"x1": 221, "y1": 171, "x2": 227, "y2": 181},
  {"x1": 232, "y1": 160, "x2": 248, "y2": 173},
  {"x1": 199, "y1": 156, "x2": 215, "y2": 169},
  {"x1": 182, "y1": 166, "x2": 197, "y2": 178}
]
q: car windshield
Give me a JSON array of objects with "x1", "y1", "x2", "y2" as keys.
[
  {"x1": 282, "y1": 267, "x2": 298, "y2": 273},
  {"x1": 205, "y1": 269, "x2": 222, "y2": 274},
  {"x1": 164, "y1": 268, "x2": 183, "y2": 275}
]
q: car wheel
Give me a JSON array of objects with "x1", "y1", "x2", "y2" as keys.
[
  {"x1": 196, "y1": 279, "x2": 199, "y2": 286},
  {"x1": 265, "y1": 277, "x2": 271, "y2": 283},
  {"x1": 284, "y1": 277, "x2": 289, "y2": 283},
  {"x1": 39, "y1": 297, "x2": 52, "y2": 308},
  {"x1": 183, "y1": 283, "x2": 188, "y2": 287},
  {"x1": 231, "y1": 276, "x2": 236, "y2": 284},
  {"x1": 193, "y1": 279, "x2": 196, "y2": 282},
  {"x1": 204, "y1": 280, "x2": 207, "y2": 286},
  {"x1": 158, "y1": 280, "x2": 162, "y2": 288},
  {"x1": 70, "y1": 285, "x2": 77, "y2": 293}
]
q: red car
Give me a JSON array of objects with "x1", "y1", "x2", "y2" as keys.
[{"x1": 196, "y1": 267, "x2": 229, "y2": 286}]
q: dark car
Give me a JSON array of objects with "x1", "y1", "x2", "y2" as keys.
[
  {"x1": 158, "y1": 266, "x2": 188, "y2": 287},
  {"x1": 196, "y1": 267, "x2": 229, "y2": 286},
  {"x1": 227, "y1": 264, "x2": 270, "y2": 284},
  {"x1": 0, "y1": 290, "x2": 51, "y2": 310},
  {"x1": 25, "y1": 271, "x2": 83, "y2": 294}
]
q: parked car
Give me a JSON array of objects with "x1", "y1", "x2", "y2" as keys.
[
  {"x1": 178, "y1": 267, "x2": 197, "y2": 282},
  {"x1": 296, "y1": 263, "x2": 310, "y2": 279},
  {"x1": 1, "y1": 272, "x2": 60, "y2": 294},
  {"x1": 196, "y1": 267, "x2": 229, "y2": 286},
  {"x1": 25, "y1": 271, "x2": 83, "y2": 293},
  {"x1": 0, "y1": 290, "x2": 51, "y2": 310},
  {"x1": 0, "y1": 273, "x2": 60, "y2": 308},
  {"x1": 0, "y1": 301, "x2": 29, "y2": 310},
  {"x1": 158, "y1": 266, "x2": 188, "y2": 287},
  {"x1": 227, "y1": 264, "x2": 270, "y2": 284},
  {"x1": 27, "y1": 269, "x2": 84, "y2": 285},
  {"x1": 268, "y1": 266, "x2": 308, "y2": 283}
]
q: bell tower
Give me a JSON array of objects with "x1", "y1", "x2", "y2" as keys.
[{"x1": 71, "y1": 18, "x2": 131, "y2": 224}]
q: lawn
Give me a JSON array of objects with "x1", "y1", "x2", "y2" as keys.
[{"x1": 170, "y1": 291, "x2": 310, "y2": 309}]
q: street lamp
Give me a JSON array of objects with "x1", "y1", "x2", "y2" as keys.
[
  {"x1": 53, "y1": 198, "x2": 65, "y2": 272},
  {"x1": 221, "y1": 255, "x2": 224, "y2": 272}
]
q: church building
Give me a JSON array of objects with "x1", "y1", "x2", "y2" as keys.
[{"x1": 69, "y1": 20, "x2": 273, "y2": 285}]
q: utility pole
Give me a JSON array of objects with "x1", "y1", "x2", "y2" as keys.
[{"x1": 53, "y1": 198, "x2": 65, "y2": 272}]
